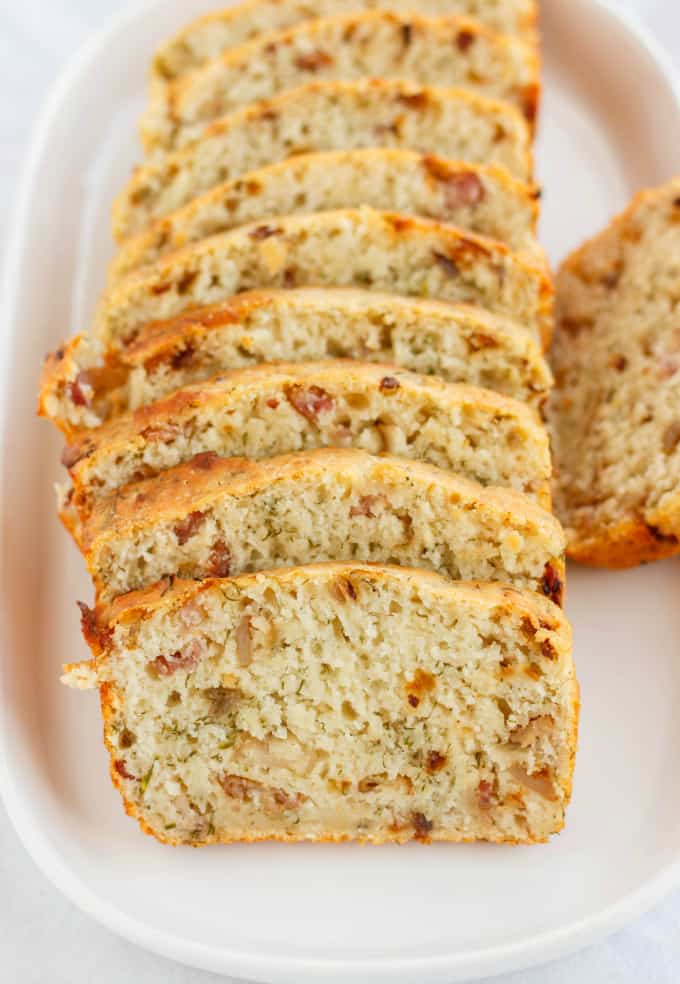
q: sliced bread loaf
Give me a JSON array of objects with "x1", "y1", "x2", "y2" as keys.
[
  {"x1": 550, "y1": 179, "x2": 680, "y2": 566},
  {"x1": 142, "y1": 12, "x2": 539, "y2": 154},
  {"x1": 65, "y1": 562, "x2": 576, "y2": 846},
  {"x1": 110, "y1": 150, "x2": 540, "y2": 280},
  {"x1": 114, "y1": 80, "x2": 532, "y2": 240},
  {"x1": 62, "y1": 361, "x2": 552, "y2": 511},
  {"x1": 71, "y1": 448, "x2": 566, "y2": 604},
  {"x1": 152, "y1": 0, "x2": 538, "y2": 84},
  {"x1": 40, "y1": 289, "x2": 552, "y2": 436},
  {"x1": 95, "y1": 210, "x2": 553, "y2": 350}
]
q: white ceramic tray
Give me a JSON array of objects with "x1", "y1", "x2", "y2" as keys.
[{"x1": 2, "y1": 1, "x2": 680, "y2": 982}]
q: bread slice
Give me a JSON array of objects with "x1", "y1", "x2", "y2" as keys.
[
  {"x1": 95, "y1": 210, "x2": 553, "y2": 350},
  {"x1": 70, "y1": 448, "x2": 566, "y2": 604},
  {"x1": 142, "y1": 12, "x2": 540, "y2": 154},
  {"x1": 151, "y1": 0, "x2": 538, "y2": 84},
  {"x1": 110, "y1": 150, "x2": 540, "y2": 280},
  {"x1": 40, "y1": 290, "x2": 552, "y2": 436},
  {"x1": 62, "y1": 361, "x2": 552, "y2": 512},
  {"x1": 549, "y1": 178, "x2": 680, "y2": 567},
  {"x1": 64, "y1": 562, "x2": 576, "y2": 846},
  {"x1": 113, "y1": 80, "x2": 532, "y2": 240}
]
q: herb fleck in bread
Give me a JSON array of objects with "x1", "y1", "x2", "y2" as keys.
[
  {"x1": 95, "y1": 210, "x2": 553, "y2": 350},
  {"x1": 110, "y1": 150, "x2": 540, "y2": 280},
  {"x1": 62, "y1": 361, "x2": 552, "y2": 511},
  {"x1": 65, "y1": 563, "x2": 576, "y2": 846},
  {"x1": 71, "y1": 448, "x2": 566, "y2": 604},
  {"x1": 151, "y1": 0, "x2": 538, "y2": 83},
  {"x1": 114, "y1": 80, "x2": 532, "y2": 240},
  {"x1": 40, "y1": 289, "x2": 552, "y2": 436},
  {"x1": 142, "y1": 12, "x2": 539, "y2": 154},
  {"x1": 550, "y1": 178, "x2": 680, "y2": 567}
]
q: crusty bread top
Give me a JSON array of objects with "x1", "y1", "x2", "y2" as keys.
[
  {"x1": 85, "y1": 562, "x2": 567, "y2": 647},
  {"x1": 95, "y1": 209, "x2": 553, "y2": 349},
  {"x1": 114, "y1": 79, "x2": 533, "y2": 239},
  {"x1": 151, "y1": 0, "x2": 538, "y2": 83},
  {"x1": 143, "y1": 11, "x2": 539, "y2": 153},
  {"x1": 78, "y1": 446, "x2": 565, "y2": 556}
]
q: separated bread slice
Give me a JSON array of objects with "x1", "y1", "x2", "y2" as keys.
[
  {"x1": 95, "y1": 210, "x2": 553, "y2": 350},
  {"x1": 65, "y1": 562, "x2": 576, "y2": 846},
  {"x1": 71, "y1": 448, "x2": 566, "y2": 604},
  {"x1": 62, "y1": 361, "x2": 552, "y2": 512},
  {"x1": 143, "y1": 12, "x2": 539, "y2": 154},
  {"x1": 114, "y1": 80, "x2": 532, "y2": 240},
  {"x1": 110, "y1": 150, "x2": 540, "y2": 280},
  {"x1": 40, "y1": 290, "x2": 552, "y2": 437},
  {"x1": 152, "y1": 0, "x2": 538, "y2": 85},
  {"x1": 549, "y1": 179, "x2": 680, "y2": 567}
]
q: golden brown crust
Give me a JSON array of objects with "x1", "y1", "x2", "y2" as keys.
[
  {"x1": 38, "y1": 341, "x2": 76, "y2": 416},
  {"x1": 556, "y1": 684, "x2": 580, "y2": 812},
  {"x1": 566, "y1": 515, "x2": 680, "y2": 569},
  {"x1": 37, "y1": 335, "x2": 127, "y2": 441},
  {"x1": 37, "y1": 337, "x2": 95, "y2": 436}
]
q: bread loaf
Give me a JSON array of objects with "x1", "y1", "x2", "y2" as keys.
[{"x1": 42, "y1": 0, "x2": 579, "y2": 853}]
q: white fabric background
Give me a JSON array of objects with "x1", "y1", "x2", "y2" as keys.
[{"x1": 0, "y1": 1, "x2": 678, "y2": 981}]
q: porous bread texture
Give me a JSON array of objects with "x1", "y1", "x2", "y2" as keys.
[
  {"x1": 74, "y1": 448, "x2": 566, "y2": 604},
  {"x1": 63, "y1": 361, "x2": 552, "y2": 510},
  {"x1": 39, "y1": 290, "x2": 552, "y2": 437},
  {"x1": 142, "y1": 12, "x2": 539, "y2": 154},
  {"x1": 113, "y1": 80, "x2": 532, "y2": 239},
  {"x1": 110, "y1": 150, "x2": 540, "y2": 280},
  {"x1": 67, "y1": 564, "x2": 576, "y2": 846},
  {"x1": 554, "y1": 180, "x2": 680, "y2": 333},
  {"x1": 549, "y1": 178, "x2": 680, "y2": 567},
  {"x1": 95, "y1": 210, "x2": 553, "y2": 351},
  {"x1": 151, "y1": 0, "x2": 538, "y2": 83}
]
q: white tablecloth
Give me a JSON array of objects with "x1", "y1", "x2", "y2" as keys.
[{"x1": 1, "y1": 2, "x2": 678, "y2": 981}]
